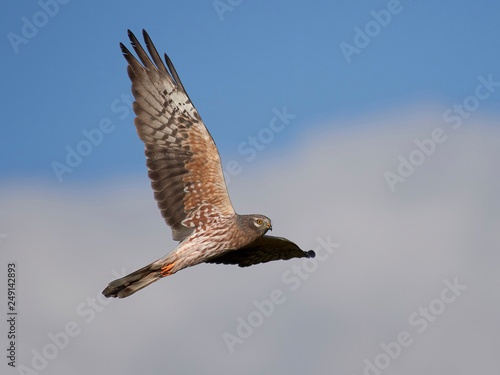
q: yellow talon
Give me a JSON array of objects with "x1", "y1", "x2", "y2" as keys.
[{"x1": 160, "y1": 262, "x2": 176, "y2": 277}]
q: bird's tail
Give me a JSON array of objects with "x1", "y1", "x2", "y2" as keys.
[{"x1": 102, "y1": 257, "x2": 177, "y2": 299}]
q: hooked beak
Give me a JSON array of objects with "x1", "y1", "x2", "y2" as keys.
[{"x1": 267, "y1": 222, "x2": 272, "y2": 231}]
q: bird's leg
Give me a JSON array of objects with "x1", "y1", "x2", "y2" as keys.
[{"x1": 160, "y1": 261, "x2": 176, "y2": 277}]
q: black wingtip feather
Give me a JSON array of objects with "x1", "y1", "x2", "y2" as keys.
[
  {"x1": 119, "y1": 42, "x2": 129, "y2": 56},
  {"x1": 164, "y1": 53, "x2": 186, "y2": 93},
  {"x1": 128, "y1": 31, "x2": 138, "y2": 47},
  {"x1": 127, "y1": 29, "x2": 136, "y2": 47}
]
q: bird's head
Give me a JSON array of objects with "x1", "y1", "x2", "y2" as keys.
[
  {"x1": 253, "y1": 215, "x2": 272, "y2": 232},
  {"x1": 240, "y1": 214, "x2": 272, "y2": 235}
]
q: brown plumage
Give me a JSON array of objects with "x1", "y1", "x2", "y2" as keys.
[{"x1": 102, "y1": 30, "x2": 314, "y2": 299}]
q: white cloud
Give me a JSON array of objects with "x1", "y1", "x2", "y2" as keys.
[{"x1": 1, "y1": 106, "x2": 499, "y2": 374}]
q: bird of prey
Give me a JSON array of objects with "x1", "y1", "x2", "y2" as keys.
[{"x1": 102, "y1": 30, "x2": 315, "y2": 298}]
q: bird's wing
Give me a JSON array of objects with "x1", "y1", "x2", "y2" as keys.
[
  {"x1": 206, "y1": 235, "x2": 316, "y2": 267},
  {"x1": 121, "y1": 30, "x2": 235, "y2": 241}
]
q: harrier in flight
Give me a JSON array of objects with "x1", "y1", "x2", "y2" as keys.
[{"x1": 103, "y1": 30, "x2": 315, "y2": 298}]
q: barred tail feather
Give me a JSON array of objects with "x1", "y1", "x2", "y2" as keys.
[{"x1": 103, "y1": 261, "x2": 164, "y2": 298}]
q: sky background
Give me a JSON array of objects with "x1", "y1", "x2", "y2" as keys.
[{"x1": 1, "y1": 1, "x2": 500, "y2": 374}]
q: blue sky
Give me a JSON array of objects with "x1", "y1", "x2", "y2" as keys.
[{"x1": 2, "y1": 0, "x2": 500, "y2": 184}]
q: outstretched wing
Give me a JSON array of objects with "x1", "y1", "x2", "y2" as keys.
[
  {"x1": 206, "y1": 235, "x2": 316, "y2": 267},
  {"x1": 121, "y1": 30, "x2": 235, "y2": 241}
]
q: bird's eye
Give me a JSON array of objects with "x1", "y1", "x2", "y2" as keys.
[{"x1": 256, "y1": 219, "x2": 263, "y2": 225}]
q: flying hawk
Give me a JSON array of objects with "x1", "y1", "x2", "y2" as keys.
[{"x1": 102, "y1": 30, "x2": 315, "y2": 298}]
